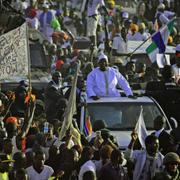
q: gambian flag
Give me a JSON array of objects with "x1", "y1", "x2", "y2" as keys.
[
  {"x1": 84, "y1": 111, "x2": 92, "y2": 136},
  {"x1": 146, "y1": 19, "x2": 175, "y2": 63}
]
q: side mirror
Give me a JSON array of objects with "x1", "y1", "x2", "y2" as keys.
[{"x1": 169, "y1": 117, "x2": 178, "y2": 129}]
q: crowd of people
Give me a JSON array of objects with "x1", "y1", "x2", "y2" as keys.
[{"x1": 0, "y1": 0, "x2": 180, "y2": 179}]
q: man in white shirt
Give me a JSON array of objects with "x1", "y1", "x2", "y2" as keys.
[
  {"x1": 78, "y1": 160, "x2": 96, "y2": 180},
  {"x1": 86, "y1": 0, "x2": 108, "y2": 48},
  {"x1": 112, "y1": 27, "x2": 127, "y2": 56},
  {"x1": 26, "y1": 150, "x2": 54, "y2": 180},
  {"x1": 86, "y1": 54, "x2": 133, "y2": 100},
  {"x1": 111, "y1": 26, "x2": 128, "y2": 64},
  {"x1": 125, "y1": 134, "x2": 164, "y2": 180},
  {"x1": 78, "y1": 146, "x2": 96, "y2": 180}
]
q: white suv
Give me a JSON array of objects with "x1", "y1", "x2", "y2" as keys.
[{"x1": 80, "y1": 96, "x2": 173, "y2": 150}]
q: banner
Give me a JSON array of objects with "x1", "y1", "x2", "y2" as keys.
[{"x1": 0, "y1": 23, "x2": 29, "y2": 80}]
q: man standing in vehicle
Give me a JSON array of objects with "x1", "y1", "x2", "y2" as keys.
[{"x1": 86, "y1": 54, "x2": 133, "y2": 100}]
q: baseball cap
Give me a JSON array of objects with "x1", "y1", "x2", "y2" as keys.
[
  {"x1": 42, "y1": 3, "x2": 49, "y2": 9},
  {"x1": 157, "y1": 3, "x2": 165, "y2": 10}
]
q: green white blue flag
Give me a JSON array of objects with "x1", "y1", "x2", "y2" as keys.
[{"x1": 146, "y1": 19, "x2": 175, "y2": 63}]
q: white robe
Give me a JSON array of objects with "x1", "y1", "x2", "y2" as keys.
[{"x1": 86, "y1": 67, "x2": 133, "y2": 97}]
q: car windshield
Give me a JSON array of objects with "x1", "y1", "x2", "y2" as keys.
[{"x1": 87, "y1": 102, "x2": 166, "y2": 130}]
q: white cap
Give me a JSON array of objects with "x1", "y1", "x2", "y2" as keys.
[
  {"x1": 98, "y1": 54, "x2": 108, "y2": 63},
  {"x1": 42, "y1": 3, "x2": 49, "y2": 8},
  {"x1": 122, "y1": 12, "x2": 129, "y2": 19},
  {"x1": 157, "y1": 3, "x2": 165, "y2": 10},
  {"x1": 176, "y1": 44, "x2": 180, "y2": 52},
  {"x1": 0, "y1": 100, "x2": 2, "y2": 107}
]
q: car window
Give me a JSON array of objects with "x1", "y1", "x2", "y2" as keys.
[{"x1": 87, "y1": 102, "x2": 166, "y2": 130}]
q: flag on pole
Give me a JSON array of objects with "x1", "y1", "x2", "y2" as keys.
[
  {"x1": 0, "y1": 23, "x2": 29, "y2": 80},
  {"x1": 58, "y1": 63, "x2": 79, "y2": 141},
  {"x1": 146, "y1": 19, "x2": 175, "y2": 63},
  {"x1": 84, "y1": 110, "x2": 92, "y2": 136},
  {"x1": 135, "y1": 108, "x2": 148, "y2": 148}
]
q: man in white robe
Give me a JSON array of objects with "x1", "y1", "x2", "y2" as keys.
[{"x1": 86, "y1": 54, "x2": 133, "y2": 100}]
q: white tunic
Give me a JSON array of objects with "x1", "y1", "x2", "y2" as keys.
[
  {"x1": 26, "y1": 165, "x2": 54, "y2": 180},
  {"x1": 86, "y1": 67, "x2": 133, "y2": 97},
  {"x1": 78, "y1": 160, "x2": 96, "y2": 180},
  {"x1": 87, "y1": 0, "x2": 105, "y2": 16},
  {"x1": 112, "y1": 34, "x2": 127, "y2": 54}
]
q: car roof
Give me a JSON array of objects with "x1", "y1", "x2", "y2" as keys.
[{"x1": 87, "y1": 96, "x2": 154, "y2": 104}]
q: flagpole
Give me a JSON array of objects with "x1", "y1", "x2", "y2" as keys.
[
  {"x1": 26, "y1": 22, "x2": 32, "y2": 93},
  {"x1": 127, "y1": 36, "x2": 152, "y2": 60},
  {"x1": 127, "y1": 17, "x2": 176, "y2": 60},
  {"x1": 58, "y1": 62, "x2": 80, "y2": 142}
]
